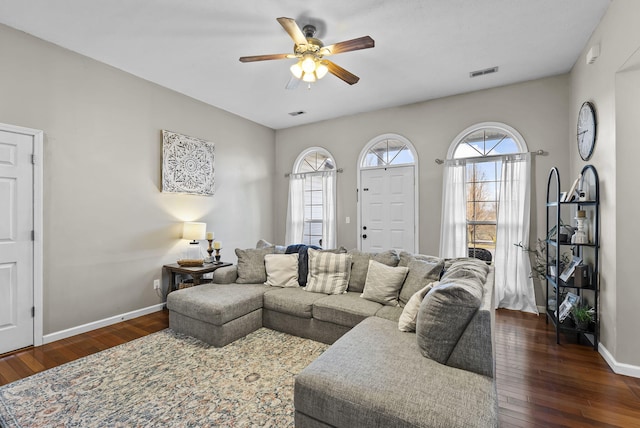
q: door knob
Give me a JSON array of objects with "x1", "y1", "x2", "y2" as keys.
[{"x1": 362, "y1": 234, "x2": 367, "y2": 239}]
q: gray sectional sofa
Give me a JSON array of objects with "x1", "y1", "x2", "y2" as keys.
[{"x1": 166, "y1": 245, "x2": 498, "y2": 427}]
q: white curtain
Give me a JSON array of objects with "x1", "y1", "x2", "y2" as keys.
[
  {"x1": 285, "y1": 174, "x2": 305, "y2": 245},
  {"x1": 494, "y1": 153, "x2": 538, "y2": 314},
  {"x1": 321, "y1": 171, "x2": 337, "y2": 249},
  {"x1": 439, "y1": 159, "x2": 468, "y2": 258}
]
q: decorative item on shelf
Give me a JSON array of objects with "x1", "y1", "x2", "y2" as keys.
[
  {"x1": 573, "y1": 264, "x2": 591, "y2": 288},
  {"x1": 178, "y1": 221, "x2": 206, "y2": 266},
  {"x1": 214, "y1": 240, "x2": 222, "y2": 262},
  {"x1": 205, "y1": 231, "x2": 215, "y2": 263},
  {"x1": 563, "y1": 174, "x2": 582, "y2": 202},
  {"x1": 571, "y1": 303, "x2": 595, "y2": 331},
  {"x1": 559, "y1": 256, "x2": 582, "y2": 283},
  {"x1": 571, "y1": 210, "x2": 589, "y2": 244}
]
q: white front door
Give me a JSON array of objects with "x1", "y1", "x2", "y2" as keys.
[
  {"x1": 360, "y1": 166, "x2": 415, "y2": 252},
  {"x1": 0, "y1": 127, "x2": 35, "y2": 354}
]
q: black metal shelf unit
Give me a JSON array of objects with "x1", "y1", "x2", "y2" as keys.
[{"x1": 545, "y1": 165, "x2": 600, "y2": 349}]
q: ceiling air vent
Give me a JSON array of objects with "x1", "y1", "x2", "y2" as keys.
[
  {"x1": 288, "y1": 111, "x2": 306, "y2": 117},
  {"x1": 469, "y1": 66, "x2": 499, "y2": 78}
]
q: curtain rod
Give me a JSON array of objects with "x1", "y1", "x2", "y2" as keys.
[
  {"x1": 284, "y1": 168, "x2": 344, "y2": 178},
  {"x1": 434, "y1": 149, "x2": 545, "y2": 165}
]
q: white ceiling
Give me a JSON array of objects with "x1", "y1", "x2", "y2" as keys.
[{"x1": 0, "y1": 0, "x2": 611, "y2": 130}]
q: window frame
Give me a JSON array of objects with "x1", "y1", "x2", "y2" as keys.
[
  {"x1": 293, "y1": 147, "x2": 336, "y2": 247},
  {"x1": 448, "y1": 123, "x2": 528, "y2": 252}
]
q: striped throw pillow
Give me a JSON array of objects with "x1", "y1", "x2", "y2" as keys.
[{"x1": 305, "y1": 248, "x2": 352, "y2": 295}]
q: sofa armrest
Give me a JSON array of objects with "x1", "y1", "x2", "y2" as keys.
[{"x1": 213, "y1": 265, "x2": 238, "y2": 284}]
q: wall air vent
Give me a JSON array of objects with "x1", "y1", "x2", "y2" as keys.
[
  {"x1": 288, "y1": 111, "x2": 306, "y2": 116},
  {"x1": 469, "y1": 66, "x2": 499, "y2": 78}
]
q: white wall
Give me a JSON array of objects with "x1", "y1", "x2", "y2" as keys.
[
  {"x1": 275, "y1": 75, "x2": 570, "y2": 306},
  {"x1": 0, "y1": 24, "x2": 276, "y2": 335},
  {"x1": 570, "y1": 0, "x2": 640, "y2": 370}
]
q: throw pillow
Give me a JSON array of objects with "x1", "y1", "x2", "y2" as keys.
[
  {"x1": 398, "y1": 282, "x2": 437, "y2": 332},
  {"x1": 398, "y1": 251, "x2": 443, "y2": 267},
  {"x1": 347, "y1": 249, "x2": 400, "y2": 293},
  {"x1": 360, "y1": 260, "x2": 409, "y2": 306},
  {"x1": 442, "y1": 259, "x2": 490, "y2": 283},
  {"x1": 415, "y1": 278, "x2": 483, "y2": 364},
  {"x1": 235, "y1": 246, "x2": 275, "y2": 284},
  {"x1": 264, "y1": 253, "x2": 299, "y2": 288},
  {"x1": 305, "y1": 248, "x2": 352, "y2": 295},
  {"x1": 398, "y1": 259, "x2": 445, "y2": 306},
  {"x1": 256, "y1": 239, "x2": 286, "y2": 254}
]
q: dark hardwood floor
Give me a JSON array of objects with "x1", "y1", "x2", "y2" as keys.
[{"x1": 1, "y1": 309, "x2": 639, "y2": 426}]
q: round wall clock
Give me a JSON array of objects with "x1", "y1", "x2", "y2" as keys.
[{"x1": 577, "y1": 101, "x2": 597, "y2": 161}]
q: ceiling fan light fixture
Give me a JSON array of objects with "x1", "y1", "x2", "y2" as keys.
[
  {"x1": 302, "y1": 71, "x2": 316, "y2": 83},
  {"x1": 301, "y1": 55, "x2": 316, "y2": 73},
  {"x1": 315, "y1": 62, "x2": 329, "y2": 79},
  {"x1": 290, "y1": 62, "x2": 303, "y2": 79}
]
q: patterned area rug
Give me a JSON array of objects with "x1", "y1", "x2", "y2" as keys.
[{"x1": 0, "y1": 328, "x2": 328, "y2": 427}]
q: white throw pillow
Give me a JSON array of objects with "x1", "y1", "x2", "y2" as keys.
[
  {"x1": 264, "y1": 254, "x2": 299, "y2": 288},
  {"x1": 398, "y1": 282, "x2": 437, "y2": 332},
  {"x1": 305, "y1": 249, "x2": 352, "y2": 295},
  {"x1": 361, "y1": 260, "x2": 409, "y2": 306}
]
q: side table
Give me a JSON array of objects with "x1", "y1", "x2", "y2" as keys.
[{"x1": 163, "y1": 262, "x2": 232, "y2": 294}]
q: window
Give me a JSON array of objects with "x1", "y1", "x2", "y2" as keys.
[
  {"x1": 286, "y1": 148, "x2": 337, "y2": 248},
  {"x1": 449, "y1": 124, "x2": 526, "y2": 254},
  {"x1": 362, "y1": 137, "x2": 415, "y2": 167}
]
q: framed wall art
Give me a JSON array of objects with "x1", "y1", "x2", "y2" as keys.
[{"x1": 162, "y1": 130, "x2": 215, "y2": 195}]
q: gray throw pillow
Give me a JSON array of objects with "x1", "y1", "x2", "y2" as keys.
[
  {"x1": 398, "y1": 251, "x2": 444, "y2": 267},
  {"x1": 398, "y1": 259, "x2": 444, "y2": 306},
  {"x1": 235, "y1": 247, "x2": 275, "y2": 283},
  {"x1": 255, "y1": 239, "x2": 286, "y2": 254},
  {"x1": 347, "y1": 249, "x2": 400, "y2": 293},
  {"x1": 415, "y1": 278, "x2": 483, "y2": 364},
  {"x1": 361, "y1": 260, "x2": 409, "y2": 306}
]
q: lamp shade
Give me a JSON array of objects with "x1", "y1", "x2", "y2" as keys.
[{"x1": 182, "y1": 222, "x2": 206, "y2": 241}]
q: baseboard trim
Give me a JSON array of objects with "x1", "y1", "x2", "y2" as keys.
[
  {"x1": 599, "y1": 343, "x2": 640, "y2": 378},
  {"x1": 43, "y1": 303, "x2": 165, "y2": 345}
]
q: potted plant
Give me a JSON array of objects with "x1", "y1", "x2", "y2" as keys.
[{"x1": 571, "y1": 303, "x2": 595, "y2": 331}]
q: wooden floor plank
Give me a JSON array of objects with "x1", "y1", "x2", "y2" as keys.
[{"x1": 0, "y1": 308, "x2": 638, "y2": 426}]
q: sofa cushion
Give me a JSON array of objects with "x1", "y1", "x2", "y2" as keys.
[
  {"x1": 398, "y1": 259, "x2": 444, "y2": 306},
  {"x1": 442, "y1": 258, "x2": 490, "y2": 283},
  {"x1": 264, "y1": 253, "x2": 299, "y2": 288},
  {"x1": 398, "y1": 282, "x2": 437, "y2": 332},
  {"x1": 374, "y1": 305, "x2": 404, "y2": 322},
  {"x1": 305, "y1": 249, "x2": 352, "y2": 295},
  {"x1": 347, "y1": 249, "x2": 400, "y2": 293},
  {"x1": 360, "y1": 260, "x2": 408, "y2": 306},
  {"x1": 235, "y1": 247, "x2": 274, "y2": 284},
  {"x1": 415, "y1": 277, "x2": 483, "y2": 364},
  {"x1": 166, "y1": 283, "x2": 267, "y2": 326},
  {"x1": 263, "y1": 287, "x2": 326, "y2": 319},
  {"x1": 295, "y1": 317, "x2": 499, "y2": 428},
  {"x1": 313, "y1": 292, "x2": 383, "y2": 328},
  {"x1": 256, "y1": 239, "x2": 286, "y2": 254},
  {"x1": 398, "y1": 251, "x2": 443, "y2": 267}
]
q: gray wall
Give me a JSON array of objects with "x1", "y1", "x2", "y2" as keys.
[
  {"x1": 0, "y1": 24, "x2": 276, "y2": 334},
  {"x1": 570, "y1": 0, "x2": 640, "y2": 368},
  {"x1": 275, "y1": 75, "x2": 571, "y2": 306}
]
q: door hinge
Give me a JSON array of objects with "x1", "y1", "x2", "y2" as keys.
[
  {"x1": 31, "y1": 154, "x2": 37, "y2": 165},
  {"x1": 31, "y1": 230, "x2": 35, "y2": 241},
  {"x1": 31, "y1": 306, "x2": 35, "y2": 317}
]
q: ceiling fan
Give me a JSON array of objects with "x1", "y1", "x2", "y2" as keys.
[{"x1": 239, "y1": 17, "x2": 374, "y2": 86}]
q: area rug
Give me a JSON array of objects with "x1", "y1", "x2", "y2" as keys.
[{"x1": 0, "y1": 328, "x2": 328, "y2": 427}]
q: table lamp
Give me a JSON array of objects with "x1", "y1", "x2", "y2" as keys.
[{"x1": 181, "y1": 222, "x2": 206, "y2": 263}]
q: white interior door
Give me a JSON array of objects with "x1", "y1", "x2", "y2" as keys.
[
  {"x1": 360, "y1": 166, "x2": 415, "y2": 252},
  {"x1": 0, "y1": 128, "x2": 35, "y2": 354}
]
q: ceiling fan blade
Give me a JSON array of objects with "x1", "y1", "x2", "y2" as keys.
[
  {"x1": 321, "y1": 36, "x2": 375, "y2": 55},
  {"x1": 239, "y1": 53, "x2": 292, "y2": 63},
  {"x1": 324, "y1": 60, "x2": 360, "y2": 85},
  {"x1": 285, "y1": 76, "x2": 301, "y2": 90},
  {"x1": 277, "y1": 17, "x2": 308, "y2": 46}
]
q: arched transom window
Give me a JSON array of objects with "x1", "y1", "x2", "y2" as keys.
[{"x1": 362, "y1": 137, "x2": 415, "y2": 167}]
